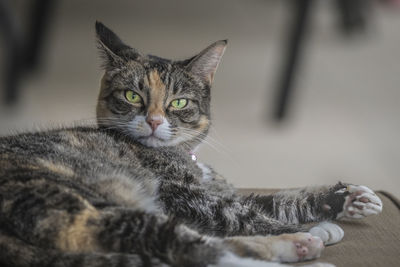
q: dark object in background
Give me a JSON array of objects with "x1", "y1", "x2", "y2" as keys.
[
  {"x1": 0, "y1": 0, "x2": 55, "y2": 104},
  {"x1": 273, "y1": 0, "x2": 314, "y2": 122},
  {"x1": 336, "y1": 0, "x2": 372, "y2": 35},
  {"x1": 273, "y1": 0, "x2": 373, "y2": 122},
  {"x1": 0, "y1": 0, "x2": 373, "y2": 112}
]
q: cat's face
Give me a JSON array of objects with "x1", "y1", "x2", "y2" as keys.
[{"x1": 95, "y1": 22, "x2": 226, "y2": 149}]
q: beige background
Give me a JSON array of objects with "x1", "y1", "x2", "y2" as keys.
[{"x1": 1, "y1": 0, "x2": 399, "y2": 196}]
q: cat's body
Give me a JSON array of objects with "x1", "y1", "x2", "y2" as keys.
[{"x1": 0, "y1": 22, "x2": 383, "y2": 267}]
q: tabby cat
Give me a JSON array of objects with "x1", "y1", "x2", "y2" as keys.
[{"x1": 0, "y1": 22, "x2": 382, "y2": 267}]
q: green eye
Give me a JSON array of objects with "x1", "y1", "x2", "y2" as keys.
[
  {"x1": 125, "y1": 91, "x2": 142, "y2": 104},
  {"x1": 171, "y1": 99, "x2": 188, "y2": 109}
]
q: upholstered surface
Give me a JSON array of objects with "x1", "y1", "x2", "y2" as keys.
[{"x1": 238, "y1": 189, "x2": 400, "y2": 267}]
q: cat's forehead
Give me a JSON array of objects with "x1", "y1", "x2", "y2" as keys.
[
  {"x1": 116, "y1": 58, "x2": 167, "y2": 80},
  {"x1": 115, "y1": 58, "x2": 198, "y2": 92}
]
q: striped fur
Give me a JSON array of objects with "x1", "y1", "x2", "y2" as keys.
[{"x1": 0, "y1": 22, "x2": 382, "y2": 267}]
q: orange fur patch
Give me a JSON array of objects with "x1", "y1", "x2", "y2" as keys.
[
  {"x1": 146, "y1": 70, "x2": 166, "y2": 117},
  {"x1": 196, "y1": 115, "x2": 210, "y2": 132},
  {"x1": 38, "y1": 159, "x2": 75, "y2": 177},
  {"x1": 56, "y1": 206, "x2": 101, "y2": 252}
]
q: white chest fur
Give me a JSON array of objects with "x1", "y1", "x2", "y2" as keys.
[{"x1": 196, "y1": 162, "x2": 213, "y2": 181}]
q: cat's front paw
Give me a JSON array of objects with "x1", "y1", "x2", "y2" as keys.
[
  {"x1": 309, "y1": 222, "x2": 344, "y2": 245},
  {"x1": 224, "y1": 232, "x2": 324, "y2": 263},
  {"x1": 272, "y1": 232, "x2": 324, "y2": 262},
  {"x1": 335, "y1": 185, "x2": 382, "y2": 220}
]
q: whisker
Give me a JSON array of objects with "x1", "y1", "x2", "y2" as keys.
[
  {"x1": 178, "y1": 132, "x2": 223, "y2": 154},
  {"x1": 177, "y1": 128, "x2": 228, "y2": 151},
  {"x1": 176, "y1": 127, "x2": 235, "y2": 159}
]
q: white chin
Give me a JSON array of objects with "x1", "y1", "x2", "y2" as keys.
[{"x1": 138, "y1": 136, "x2": 169, "y2": 148}]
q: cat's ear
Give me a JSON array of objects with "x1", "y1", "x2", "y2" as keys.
[
  {"x1": 95, "y1": 21, "x2": 141, "y2": 69},
  {"x1": 186, "y1": 40, "x2": 227, "y2": 84}
]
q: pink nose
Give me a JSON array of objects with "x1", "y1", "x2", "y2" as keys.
[{"x1": 146, "y1": 117, "x2": 163, "y2": 131}]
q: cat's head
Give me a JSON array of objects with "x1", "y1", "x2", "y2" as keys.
[{"x1": 95, "y1": 22, "x2": 226, "y2": 149}]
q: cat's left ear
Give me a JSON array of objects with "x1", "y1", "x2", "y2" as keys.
[
  {"x1": 95, "y1": 21, "x2": 141, "y2": 69},
  {"x1": 186, "y1": 40, "x2": 227, "y2": 85}
]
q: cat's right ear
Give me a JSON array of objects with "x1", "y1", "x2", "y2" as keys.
[{"x1": 95, "y1": 21, "x2": 141, "y2": 70}]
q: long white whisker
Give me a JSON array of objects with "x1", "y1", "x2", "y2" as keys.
[
  {"x1": 177, "y1": 127, "x2": 231, "y2": 154},
  {"x1": 178, "y1": 132, "x2": 223, "y2": 153}
]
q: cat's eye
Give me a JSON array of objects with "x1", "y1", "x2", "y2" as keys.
[
  {"x1": 170, "y1": 99, "x2": 188, "y2": 109},
  {"x1": 125, "y1": 91, "x2": 142, "y2": 104}
]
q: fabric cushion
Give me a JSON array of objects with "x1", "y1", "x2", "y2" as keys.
[{"x1": 238, "y1": 189, "x2": 400, "y2": 267}]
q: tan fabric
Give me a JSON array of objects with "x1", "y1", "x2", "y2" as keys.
[{"x1": 238, "y1": 189, "x2": 400, "y2": 267}]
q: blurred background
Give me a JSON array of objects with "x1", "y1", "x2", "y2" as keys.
[{"x1": 1, "y1": 0, "x2": 399, "y2": 196}]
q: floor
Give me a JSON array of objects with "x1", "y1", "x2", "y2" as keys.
[{"x1": 1, "y1": 0, "x2": 399, "y2": 196}]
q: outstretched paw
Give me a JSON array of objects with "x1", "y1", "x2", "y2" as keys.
[
  {"x1": 275, "y1": 232, "x2": 324, "y2": 262},
  {"x1": 309, "y1": 222, "x2": 344, "y2": 245},
  {"x1": 336, "y1": 185, "x2": 382, "y2": 220},
  {"x1": 224, "y1": 232, "x2": 324, "y2": 263}
]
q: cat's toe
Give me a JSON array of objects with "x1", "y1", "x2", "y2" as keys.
[
  {"x1": 273, "y1": 232, "x2": 324, "y2": 262},
  {"x1": 309, "y1": 222, "x2": 344, "y2": 246},
  {"x1": 336, "y1": 185, "x2": 383, "y2": 220},
  {"x1": 295, "y1": 242, "x2": 308, "y2": 257}
]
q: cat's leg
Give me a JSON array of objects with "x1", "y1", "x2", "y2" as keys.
[
  {"x1": 99, "y1": 206, "x2": 325, "y2": 264},
  {"x1": 0, "y1": 230, "x2": 333, "y2": 267},
  {"x1": 250, "y1": 182, "x2": 382, "y2": 245},
  {"x1": 223, "y1": 232, "x2": 324, "y2": 263},
  {"x1": 0, "y1": 178, "x2": 331, "y2": 266},
  {"x1": 252, "y1": 182, "x2": 382, "y2": 223},
  {"x1": 160, "y1": 181, "x2": 307, "y2": 236},
  {"x1": 160, "y1": 181, "x2": 380, "y2": 246}
]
